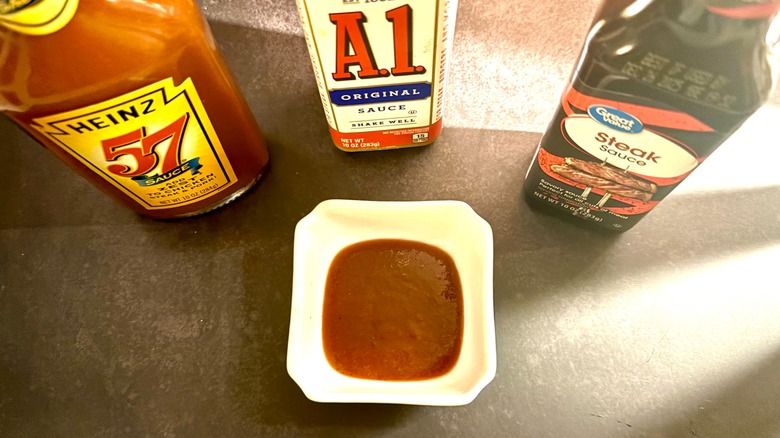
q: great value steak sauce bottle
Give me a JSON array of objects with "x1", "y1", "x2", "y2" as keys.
[{"x1": 523, "y1": 0, "x2": 779, "y2": 232}]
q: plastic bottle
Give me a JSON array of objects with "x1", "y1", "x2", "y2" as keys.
[{"x1": 296, "y1": 0, "x2": 458, "y2": 151}]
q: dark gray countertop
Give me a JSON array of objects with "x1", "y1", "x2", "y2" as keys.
[{"x1": 2, "y1": 2, "x2": 780, "y2": 437}]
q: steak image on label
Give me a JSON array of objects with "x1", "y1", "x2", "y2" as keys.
[{"x1": 551, "y1": 157, "x2": 657, "y2": 203}]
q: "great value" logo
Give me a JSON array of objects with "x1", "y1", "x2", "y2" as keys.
[{"x1": 587, "y1": 105, "x2": 644, "y2": 134}]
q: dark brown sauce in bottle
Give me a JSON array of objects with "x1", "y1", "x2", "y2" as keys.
[{"x1": 523, "y1": 0, "x2": 778, "y2": 232}]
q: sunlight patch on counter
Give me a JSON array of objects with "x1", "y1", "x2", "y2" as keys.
[
  {"x1": 511, "y1": 242, "x2": 780, "y2": 425},
  {"x1": 674, "y1": 103, "x2": 780, "y2": 194}
]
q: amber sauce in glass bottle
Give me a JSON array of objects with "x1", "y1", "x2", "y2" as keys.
[
  {"x1": 523, "y1": 0, "x2": 778, "y2": 232},
  {"x1": 0, "y1": 0, "x2": 269, "y2": 218}
]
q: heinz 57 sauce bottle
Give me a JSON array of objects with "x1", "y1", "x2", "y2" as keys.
[
  {"x1": 0, "y1": 0, "x2": 269, "y2": 218},
  {"x1": 297, "y1": 0, "x2": 458, "y2": 151},
  {"x1": 523, "y1": 0, "x2": 779, "y2": 232}
]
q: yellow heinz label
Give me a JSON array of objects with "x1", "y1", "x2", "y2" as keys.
[
  {"x1": 0, "y1": 0, "x2": 78, "y2": 35},
  {"x1": 32, "y1": 78, "x2": 238, "y2": 210}
]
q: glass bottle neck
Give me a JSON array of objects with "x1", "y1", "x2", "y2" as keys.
[{"x1": 650, "y1": 0, "x2": 777, "y2": 43}]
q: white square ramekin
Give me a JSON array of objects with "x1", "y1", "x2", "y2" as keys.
[{"x1": 287, "y1": 199, "x2": 496, "y2": 406}]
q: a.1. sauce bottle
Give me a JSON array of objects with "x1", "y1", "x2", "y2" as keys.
[
  {"x1": 296, "y1": 0, "x2": 458, "y2": 152},
  {"x1": 0, "y1": 0, "x2": 269, "y2": 219},
  {"x1": 523, "y1": 0, "x2": 779, "y2": 232}
]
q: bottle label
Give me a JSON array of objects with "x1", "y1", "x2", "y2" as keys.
[
  {"x1": 561, "y1": 89, "x2": 706, "y2": 186},
  {"x1": 31, "y1": 78, "x2": 238, "y2": 210},
  {"x1": 534, "y1": 88, "x2": 710, "y2": 218},
  {"x1": 0, "y1": 0, "x2": 78, "y2": 35},
  {"x1": 706, "y1": 0, "x2": 780, "y2": 19},
  {"x1": 526, "y1": 84, "x2": 733, "y2": 229},
  {"x1": 297, "y1": 0, "x2": 456, "y2": 151}
]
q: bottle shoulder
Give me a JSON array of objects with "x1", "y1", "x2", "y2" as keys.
[
  {"x1": 574, "y1": 11, "x2": 775, "y2": 122},
  {"x1": 0, "y1": 0, "x2": 211, "y2": 116}
]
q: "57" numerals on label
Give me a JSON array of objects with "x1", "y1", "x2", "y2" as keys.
[{"x1": 100, "y1": 113, "x2": 189, "y2": 178}]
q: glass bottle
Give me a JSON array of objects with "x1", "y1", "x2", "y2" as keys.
[
  {"x1": 523, "y1": 0, "x2": 779, "y2": 232},
  {"x1": 0, "y1": 0, "x2": 269, "y2": 218}
]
